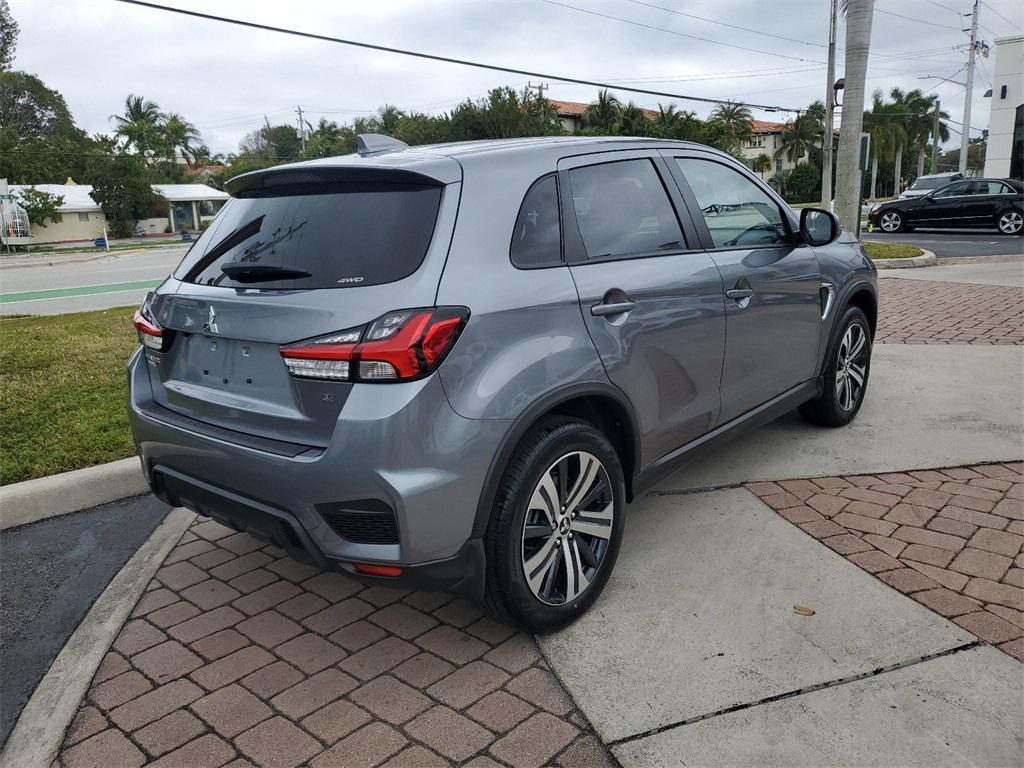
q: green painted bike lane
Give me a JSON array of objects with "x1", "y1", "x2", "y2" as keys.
[{"x1": 0, "y1": 280, "x2": 162, "y2": 304}]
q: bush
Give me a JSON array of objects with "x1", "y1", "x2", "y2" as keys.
[{"x1": 784, "y1": 162, "x2": 821, "y2": 204}]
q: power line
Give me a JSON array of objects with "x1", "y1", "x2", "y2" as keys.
[
  {"x1": 113, "y1": 0, "x2": 803, "y2": 113},
  {"x1": 622, "y1": 0, "x2": 826, "y2": 48},
  {"x1": 539, "y1": 0, "x2": 824, "y2": 64},
  {"x1": 875, "y1": 6, "x2": 961, "y2": 30},
  {"x1": 980, "y1": 1, "x2": 1024, "y2": 33}
]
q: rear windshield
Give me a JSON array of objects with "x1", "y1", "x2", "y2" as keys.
[
  {"x1": 909, "y1": 176, "x2": 957, "y2": 190},
  {"x1": 174, "y1": 182, "x2": 443, "y2": 289}
]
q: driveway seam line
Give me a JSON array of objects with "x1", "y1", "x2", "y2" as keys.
[{"x1": 605, "y1": 640, "x2": 982, "y2": 748}]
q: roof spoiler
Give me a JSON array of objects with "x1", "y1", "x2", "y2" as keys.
[{"x1": 356, "y1": 134, "x2": 409, "y2": 156}]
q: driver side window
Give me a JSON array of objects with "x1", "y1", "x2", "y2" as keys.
[
  {"x1": 674, "y1": 158, "x2": 788, "y2": 248},
  {"x1": 934, "y1": 182, "x2": 969, "y2": 198}
]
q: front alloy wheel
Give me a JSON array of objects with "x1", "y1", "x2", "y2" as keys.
[
  {"x1": 522, "y1": 451, "x2": 614, "y2": 606},
  {"x1": 834, "y1": 323, "x2": 869, "y2": 412},
  {"x1": 879, "y1": 211, "x2": 903, "y2": 232},
  {"x1": 997, "y1": 210, "x2": 1023, "y2": 235}
]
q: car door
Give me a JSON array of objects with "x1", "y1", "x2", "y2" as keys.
[
  {"x1": 560, "y1": 152, "x2": 726, "y2": 467},
  {"x1": 918, "y1": 181, "x2": 970, "y2": 226},
  {"x1": 964, "y1": 180, "x2": 1007, "y2": 223},
  {"x1": 662, "y1": 151, "x2": 822, "y2": 424}
]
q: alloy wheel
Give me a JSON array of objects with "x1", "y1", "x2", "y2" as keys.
[
  {"x1": 521, "y1": 451, "x2": 614, "y2": 606},
  {"x1": 835, "y1": 323, "x2": 868, "y2": 412},
  {"x1": 998, "y1": 211, "x2": 1023, "y2": 235},
  {"x1": 879, "y1": 211, "x2": 902, "y2": 232}
]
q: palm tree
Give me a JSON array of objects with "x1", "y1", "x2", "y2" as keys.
[
  {"x1": 616, "y1": 102, "x2": 649, "y2": 136},
  {"x1": 863, "y1": 96, "x2": 907, "y2": 199},
  {"x1": 834, "y1": 0, "x2": 874, "y2": 230},
  {"x1": 584, "y1": 89, "x2": 621, "y2": 132},
  {"x1": 111, "y1": 94, "x2": 163, "y2": 156},
  {"x1": 370, "y1": 105, "x2": 405, "y2": 135},
  {"x1": 708, "y1": 101, "x2": 753, "y2": 155},
  {"x1": 777, "y1": 112, "x2": 821, "y2": 165},
  {"x1": 162, "y1": 112, "x2": 202, "y2": 165},
  {"x1": 750, "y1": 153, "x2": 773, "y2": 179},
  {"x1": 652, "y1": 105, "x2": 702, "y2": 141}
]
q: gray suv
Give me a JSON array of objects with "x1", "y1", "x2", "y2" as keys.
[{"x1": 129, "y1": 136, "x2": 877, "y2": 631}]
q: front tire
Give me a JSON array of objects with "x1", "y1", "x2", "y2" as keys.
[
  {"x1": 997, "y1": 209, "x2": 1023, "y2": 235},
  {"x1": 484, "y1": 418, "x2": 625, "y2": 633},
  {"x1": 799, "y1": 306, "x2": 872, "y2": 428},
  {"x1": 879, "y1": 210, "x2": 904, "y2": 233}
]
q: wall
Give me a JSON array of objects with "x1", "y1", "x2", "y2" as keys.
[
  {"x1": 984, "y1": 35, "x2": 1024, "y2": 179},
  {"x1": 28, "y1": 210, "x2": 106, "y2": 244}
]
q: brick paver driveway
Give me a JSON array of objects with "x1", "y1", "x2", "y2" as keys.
[
  {"x1": 57, "y1": 519, "x2": 613, "y2": 768},
  {"x1": 747, "y1": 463, "x2": 1024, "y2": 661},
  {"x1": 876, "y1": 277, "x2": 1024, "y2": 345}
]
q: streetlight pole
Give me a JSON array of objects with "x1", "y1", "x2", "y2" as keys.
[
  {"x1": 821, "y1": 0, "x2": 838, "y2": 208},
  {"x1": 958, "y1": 0, "x2": 979, "y2": 175}
]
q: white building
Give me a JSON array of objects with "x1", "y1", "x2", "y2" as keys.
[
  {"x1": 6, "y1": 182, "x2": 228, "y2": 245},
  {"x1": 739, "y1": 120, "x2": 803, "y2": 181},
  {"x1": 983, "y1": 34, "x2": 1024, "y2": 179}
]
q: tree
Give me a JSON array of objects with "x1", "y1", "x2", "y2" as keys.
[
  {"x1": 750, "y1": 153, "x2": 773, "y2": 177},
  {"x1": 87, "y1": 154, "x2": 161, "y2": 237},
  {"x1": 306, "y1": 118, "x2": 358, "y2": 157},
  {"x1": 864, "y1": 95, "x2": 906, "y2": 199},
  {"x1": 15, "y1": 186, "x2": 63, "y2": 226},
  {"x1": 616, "y1": 102, "x2": 649, "y2": 136},
  {"x1": 237, "y1": 123, "x2": 303, "y2": 160},
  {"x1": 0, "y1": 0, "x2": 18, "y2": 71},
  {"x1": 111, "y1": 94, "x2": 164, "y2": 157},
  {"x1": 368, "y1": 105, "x2": 405, "y2": 135},
  {"x1": 584, "y1": 89, "x2": 621, "y2": 132},
  {"x1": 786, "y1": 163, "x2": 822, "y2": 203},
  {"x1": 834, "y1": 0, "x2": 874, "y2": 231},
  {"x1": 707, "y1": 101, "x2": 753, "y2": 155},
  {"x1": 778, "y1": 108, "x2": 823, "y2": 166},
  {"x1": 162, "y1": 112, "x2": 202, "y2": 165},
  {"x1": 0, "y1": 70, "x2": 92, "y2": 183}
]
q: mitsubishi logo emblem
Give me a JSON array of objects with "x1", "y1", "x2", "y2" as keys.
[{"x1": 202, "y1": 306, "x2": 219, "y2": 335}]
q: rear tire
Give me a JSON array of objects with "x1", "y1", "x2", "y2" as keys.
[
  {"x1": 799, "y1": 306, "x2": 872, "y2": 428},
  {"x1": 483, "y1": 418, "x2": 625, "y2": 633}
]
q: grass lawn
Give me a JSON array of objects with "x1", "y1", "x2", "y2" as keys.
[
  {"x1": 1, "y1": 306, "x2": 139, "y2": 485},
  {"x1": 862, "y1": 241, "x2": 923, "y2": 260}
]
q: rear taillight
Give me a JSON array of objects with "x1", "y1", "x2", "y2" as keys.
[
  {"x1": 133, "y1": 298, "x2": 172, "y2": 352},
  {"x1": 280, "y1": 307, "x2": 469, "y2": 383}
]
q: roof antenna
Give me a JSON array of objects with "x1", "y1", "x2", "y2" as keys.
[{"x1": 356, "y1": 134, "x2": 409, "y2": 156}]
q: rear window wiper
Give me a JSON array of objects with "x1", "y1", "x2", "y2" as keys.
[{"x1": 219, "y1": 262, "x2": 312, "y2": 283}]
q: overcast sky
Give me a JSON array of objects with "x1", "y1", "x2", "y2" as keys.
[{"x1": 10, "y1": 0, "x2": 1022, "y2": 155}]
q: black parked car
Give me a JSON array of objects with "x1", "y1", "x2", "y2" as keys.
[{"x1": 868, "y1": 178, "x2": 1024, "y2": 235}]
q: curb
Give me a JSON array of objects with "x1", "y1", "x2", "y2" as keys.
[
  {"x1": 0, "y1": 507, "x2": 195, "y2": 768},
  {"x1": 0, "y1": 458, "x2": 149, "y2": 531},
  {"x1": 870, "y1": 247, "x2": 938, "y2": 269}
]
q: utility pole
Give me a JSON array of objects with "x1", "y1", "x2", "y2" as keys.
[
  {"x1": 821, "y1": 0, "x2": 838, "y2": 208},
  {"x1": 958, "y1": 0, "x2": 979, "y2": 175},
  {"x1": 931, "y1": 100, "x2": 941, "y2": 173},
  {"x1": 527, "y1": 81, "x2": 548, "y2": 100},
  {"x1": 296, "y1": 106, "x2": 306, "y2": 156}
]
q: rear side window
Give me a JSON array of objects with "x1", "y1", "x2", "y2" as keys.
[
  {"x1": 933, "y1": 182, "x2": 969, "y2": 198},
  {"x1": 568, "y1": 159, "x2": 685, "y2": 260},
  {"x1": 511, "y1": 175, "x2": 562, "y2": 268},
  {"x1": 174, "y1": 183, "x2": 443, "y2": 289}
]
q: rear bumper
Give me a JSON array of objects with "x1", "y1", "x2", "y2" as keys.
[{"x1": 128, "y1": 347, "x2": 507, "y2": 595}]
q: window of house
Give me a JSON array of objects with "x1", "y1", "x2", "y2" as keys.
[
  {"x1": 78, "y1": 212, "x2": 89, "y2": 222},
  {"x1": 510, "y1": 175, "x2": 562, "y2": 268},
  {"x1": 674, "y1": 157, "x2": 789, "y2": 248},
  {"x1": 775, "y1": 157, "x2": 783, "y2": 173},
  {"x1": 568, "y1": 159, "x2": 685, "y2": 260}
]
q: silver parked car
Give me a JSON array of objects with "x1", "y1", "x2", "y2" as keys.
[{"x1": 129, "y1": 136, "x2": 878, "y2": 631}]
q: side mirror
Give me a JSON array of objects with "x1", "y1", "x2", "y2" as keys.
[{"x1": 800, "y1": 207, "x2": 839, "y2": 246}]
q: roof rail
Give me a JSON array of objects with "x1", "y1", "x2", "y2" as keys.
[{"x1": 356, "y1": 134, "x2": 410, "y2": 156}]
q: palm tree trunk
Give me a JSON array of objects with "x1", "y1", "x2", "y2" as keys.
[
  {"x1": 834, "y1": 0, "x2": 875, "y2": 231},
  {"x1": 870, "y1": 153, "x2": 878, "y2": 199},
  {"x1": 894, "y1": 143, "x2": 903, "y2": 195},
  {"x1": 917, "y1": 145, "x2": 926, "y2": 178}
]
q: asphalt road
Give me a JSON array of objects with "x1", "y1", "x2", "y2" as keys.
[
  {"x1": 0, "y1": 496, "x2": 169, "y2": 747},
  {"x1": 864, "y1": 229, "x2": 1023, "y2": 258},
  {"x1": 0, "y1": 246, "x2": 187, "y2": 316}
]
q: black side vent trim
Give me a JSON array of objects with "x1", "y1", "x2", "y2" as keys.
[
  {"x1": 278, "y1": 521, "x2": 305, "y2": 551},
  {"x1": 317, "y1": 499, "x2": 400, "y2": 545}
]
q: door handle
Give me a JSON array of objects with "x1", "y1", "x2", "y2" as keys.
[
  {"x1": 726, "y1": 288, "x2": 754, "y2": 300},
  {"x1": 591, "y1": 300, "x2": 636, "y2": 317}
]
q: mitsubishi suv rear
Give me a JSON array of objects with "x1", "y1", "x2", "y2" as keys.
[{"x1": 130, "y1": 135, "x2": 877, "y2": 631}]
